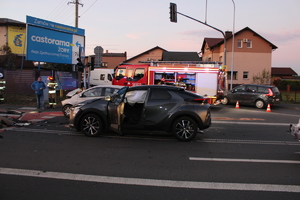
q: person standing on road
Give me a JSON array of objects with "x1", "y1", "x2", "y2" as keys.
[
  {"x1": 31, "y1": 76, "x2": 46, "y2": 109},
  {"x1": 47, "y1": 76, "x2": 58, "y2": 108}
]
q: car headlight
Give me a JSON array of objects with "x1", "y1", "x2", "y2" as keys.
[{"x1": 70, "y1": 106, "x2": 81, "y2": 118}]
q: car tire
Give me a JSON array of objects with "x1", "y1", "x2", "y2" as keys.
[
  {"x1": 172, "y1": 117, "x2": 198, "y2": 142},
  {"x1": 80, "y1": 114, "x2": 103, "y2": 137},
  {"x1": 255, "y1": 100, "x2": 265, "y2": 109},
  {"x1": 222, "y1": 97, "x2": 229, "y2": 105},
  {"x1": 62, "y1": 105, "x2": 72, "y2": 118}
]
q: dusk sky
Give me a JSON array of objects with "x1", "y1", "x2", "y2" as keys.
[{"x1": 1, "y1": 0, "x2": 300, "y2": 73}]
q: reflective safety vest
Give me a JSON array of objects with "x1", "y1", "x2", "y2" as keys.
[
  {"x1": 47, "y1": 81, "x2": 58, "y2": 94},
  {"x1": 0, "y1": 80, "x2": 5, "y2": 101}
]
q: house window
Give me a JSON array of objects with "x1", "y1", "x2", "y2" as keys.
[
  {"x1": 101, "y1": 62, "x2": 108, "y2": 67},
  {"x1": 227, "y1": 71, "x2": 237, "y2": 80},
  {"x1": 246, "y1": 40, "x2": 252, "y2": 48},
  {"x1": 237, "y1": 39, "x2": 243, "y2": 48},
  {"x1": 243, "y1": 71, "x2": 249, "y2": 79}
]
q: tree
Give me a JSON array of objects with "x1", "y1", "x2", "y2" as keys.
[
  {"x1": 252, "y1": 69, "x2": 271, "y2": 85},
  {"x1": 0, "y1": 44, "x2": 17, "y2": 69}
]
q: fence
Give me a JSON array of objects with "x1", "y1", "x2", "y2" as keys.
[{"x1": 3, "y1": 70, "x2": 51, "y2": 95}]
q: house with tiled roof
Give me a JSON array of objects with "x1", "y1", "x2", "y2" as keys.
[
  {"x1": 123, "y1": 46, "x2": 202, "y2": 64},
  {"x1": 201, "y1": 27, "x2": 278, "y2": 88},
  {"x1": 123, "y1": 46, "x2": 167, "y2": 64},
  {"x1": 162, "y1": 51, "x2": 201, "y2": 61},
  {"x1": 271, "y1": 67, "x2": 298, "y2": 79}
]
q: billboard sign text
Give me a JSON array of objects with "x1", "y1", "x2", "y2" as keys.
[{"x1": 26, "y1": 16, "x2": 85, "y2": 64}]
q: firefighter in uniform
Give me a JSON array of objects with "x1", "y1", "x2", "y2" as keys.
[
  {"x1": 47, "y1": 76, "x2": 58, "y2": 108},
  {"x1": 0, "y1": 70, "x2": 5, "y2": 103}
]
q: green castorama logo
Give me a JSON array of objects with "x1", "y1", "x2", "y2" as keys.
[{"x1": 31, "y1": 35, "x2": 72, "y2": 47}]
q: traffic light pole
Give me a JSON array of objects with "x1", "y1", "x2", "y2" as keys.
[
  {"x1": 170, "y1": 2, "x2": 228, "y2": 91},
  {"x1": 176, "y1": 11, "x2": 226, "y2": 67}
]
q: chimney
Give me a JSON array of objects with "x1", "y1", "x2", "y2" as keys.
[{"x1": 225, "y1": 31, "x2": 232, "y2": 38}]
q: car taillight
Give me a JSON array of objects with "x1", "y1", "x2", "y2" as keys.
[{"x1": 266, "y1": 88, "x2": 274, "y2": 96}]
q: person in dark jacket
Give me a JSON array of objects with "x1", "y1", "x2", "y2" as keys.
[{"x1": 31, "y1": 76, "x2": 46, "y2": 109}]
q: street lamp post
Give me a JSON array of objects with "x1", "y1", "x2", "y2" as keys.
[{"x1": 230, "y1": 0, "x2": 235, "y2": 90}]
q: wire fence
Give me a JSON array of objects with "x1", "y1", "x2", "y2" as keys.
[{"x1": 280, "y1": 92, "x2": 300, "y2": 103}]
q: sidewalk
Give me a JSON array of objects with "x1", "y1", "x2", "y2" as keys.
[{"x1": 0, "y1": 104, "x2": 64, "y2": 131}]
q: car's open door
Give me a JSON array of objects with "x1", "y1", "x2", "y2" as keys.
[{"x1": 107, "y1": 87, "x2": 128, "y2": 134}]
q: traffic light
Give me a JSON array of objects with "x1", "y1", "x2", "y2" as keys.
[
  {"x1": 170, "y1": 3, "x2": 177, "y2": 23},
  {"x1": 76, "y1": 58, "x2": 84, "y2": 72}
]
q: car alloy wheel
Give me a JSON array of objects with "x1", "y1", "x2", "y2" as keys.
[
  {"x1": 221, "y1": 97, "x2": 229, "y2": 105},
  {"x1": 255, "y1": 100, "x2": 265, "y2": 109},
  {"x1": 80, "y1": 114, "x2": 103, "y2": 137},
  {"x1": 172, "y1": 117, "x2": 198, "y2": 141},
  {"x1": 62, "y1": 105, "x2": 72, "y2": 118}
]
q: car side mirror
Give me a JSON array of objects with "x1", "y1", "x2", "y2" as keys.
[{"x1": 104, "y1": 95, "x2": 111, "y2": 101}]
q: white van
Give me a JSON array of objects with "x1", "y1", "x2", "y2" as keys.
[{"x1": 90, "y1": 69, "x2": 114, "y2": 86}]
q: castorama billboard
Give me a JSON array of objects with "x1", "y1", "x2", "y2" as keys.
[{"x1": 26, "y1": 16, "x2": 85, "y2": 64}]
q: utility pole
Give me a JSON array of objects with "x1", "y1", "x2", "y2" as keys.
[
  {"x1": 68, "y1": 1, "x2": 84, "y2": 75},
  {"x1": 68, "y1": 0, "x2": 83, "y2": 27}
]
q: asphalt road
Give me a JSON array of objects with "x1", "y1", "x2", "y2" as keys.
[{"x1": 0, "y1": 103, "x2": 300, "y2": 200}]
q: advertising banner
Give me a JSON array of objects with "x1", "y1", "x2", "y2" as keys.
[
  {"x1": 26, "y1": 16, "x2": 84, "y2": 36},
  {"x1": 7, "y1": 26, "x2": 26, "y2": 54},
  {"x1": 26, "y1": 16, "x2": 85, "y2": 64}
]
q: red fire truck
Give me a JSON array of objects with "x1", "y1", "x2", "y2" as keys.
[{"x1": 112, "y1": 61, "x2": 226, "y2": 104}]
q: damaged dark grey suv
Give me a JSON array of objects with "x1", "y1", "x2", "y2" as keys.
[{"x1": 69, "y1": 85, "x2": 211, "y2": 141}]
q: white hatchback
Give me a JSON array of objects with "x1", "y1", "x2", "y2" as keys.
[{"x1": 61, "y1": 85, "x2": 123, "y2": 118}]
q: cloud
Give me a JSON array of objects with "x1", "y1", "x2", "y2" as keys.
[
  {"x1": 125, "y1": 33, "x2": 139, "y2": 39},
  {"x1": 259, "y1": 29, "x2": 300, "y2": 46}
]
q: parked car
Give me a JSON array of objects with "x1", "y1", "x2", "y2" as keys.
[
  {"x1": 61, "y1": 85, "x2": 123, "y2": 118},
  {"x1": 69, "y1": 85, "x2": 212, "y2": 141},
  {"x1": 222, "y1": 84, "x2": 281, "y2": 108},
  {"x1": 65, "y1": 88, "x2": 83, "y2": 98}
]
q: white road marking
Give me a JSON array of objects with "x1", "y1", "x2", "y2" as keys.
[
  {"x1": 19, "y1": 107, "x2": 38, "y2": 110},
  {"x1": 201, "y1": 139, "x2": 300, "y2": 146},
  {"x1": 212, "y1": 121, "x2": 289, "y2": 126},
  {"x1": 0, "y1": 167, "x2": 299, "y2": 193},
  {"x1": 189, "y1": 157, "x2": 300, "y2": 164}
]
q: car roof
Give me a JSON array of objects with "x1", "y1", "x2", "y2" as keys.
[
  {"x1": 86, "y1": 85, "x2": 123, "y2": 91},
  {"x1": 239, "y1": 84, "x2": 276, "y2": 88}
]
